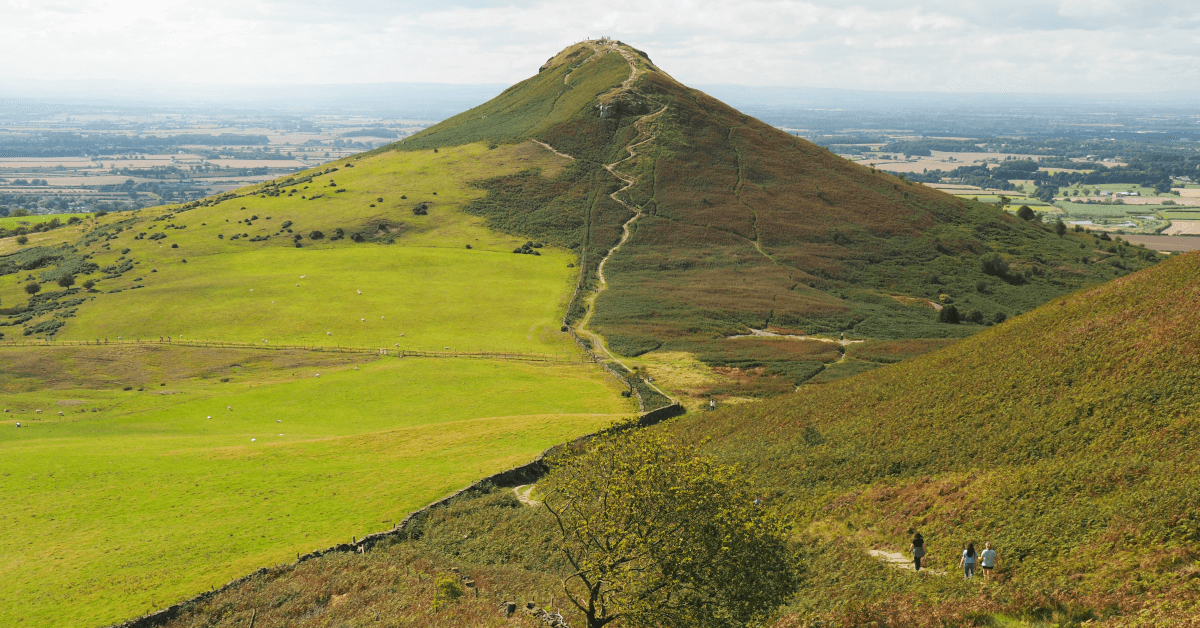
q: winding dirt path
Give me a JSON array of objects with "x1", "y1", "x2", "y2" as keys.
[
  {"x1": 532, "y1": 45, "x2": 672, "y2": 401},
  {"x1": 868, "y1": 549, "x2": 947, "y2": 576},
  {"x1": 572, "y1": 105, "x2": 667, "y2": 388}
]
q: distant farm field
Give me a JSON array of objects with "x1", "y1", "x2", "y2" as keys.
[
  {"x1": 1163, "y1": 220, "x2": 1200, "y2": 235},
  {"x1": 0, "y1": 345, "x2": 634, "y2": 627}
]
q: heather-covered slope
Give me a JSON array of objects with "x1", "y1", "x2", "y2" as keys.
[{"x1": 665, "y1": 248, "x2": 1200, "y2": 624}]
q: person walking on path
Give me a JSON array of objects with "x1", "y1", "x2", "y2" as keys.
[
  {"x1": 910, "y1": 532, "x2": 926, "y2": 572},
  {"x1": 959, "y1": 542, "x2": 978, "y2": 578},
  {"x1": 980, "y1": 542, "x2": 997, "y2": 581}
]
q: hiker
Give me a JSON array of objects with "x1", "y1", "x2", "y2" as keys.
[
  {"x1": 980, "y1": 542, "x2": 997, "y2": 581},
  {"x1": 709, "y1": 399, "x2": 716, "y2": 411},
  {"x1": 959, "y1": 542, "x2": 977, "y2": 578},
  {"x1": 910, "y1": 532, "x2": 926, "y2": 571}
]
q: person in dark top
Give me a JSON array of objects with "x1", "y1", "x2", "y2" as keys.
[{"x1": 910, "y1": 532, "x2": 926, "y2": 572}]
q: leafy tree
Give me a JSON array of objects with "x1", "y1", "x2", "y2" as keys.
[
  {"x1": 938, "y1": 304, "x2": 960, "y2": 324},
  {"x1": 980, "y1": 252, "x2": 1009, "y2": 277},
  {"x1": 82, "y1": 279, "x2": 96, "y2": 291},
  {"x1": 1055, "y1": 219, "x2": 1067, "y2": 237},
  {"x1": 1016, "y1": 205, "x2": 1037, "y2": 221},
  {"x1": 57, "y1": 274, "x2": 75, "y2": 288},
  {"x1": 543, "y1": 431, "x2": 798, "y2": 628},
  {"x1": 24, "y1": 281, "x2": 41, "y2": 295}
]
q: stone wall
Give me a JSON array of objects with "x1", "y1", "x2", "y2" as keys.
[{"x1": 107, "y1": 402, "x2": 685, "y2": 628}]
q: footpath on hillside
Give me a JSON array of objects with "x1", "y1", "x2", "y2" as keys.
[{"x1": 533, "y1": 41, "x2": 675, "y2": 408}]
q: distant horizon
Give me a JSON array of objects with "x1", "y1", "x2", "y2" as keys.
[{"x1": 3, "y1": 76, "x2": 1198, "y2": 108}]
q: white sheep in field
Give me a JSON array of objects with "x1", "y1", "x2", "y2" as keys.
[
  {"x1": 327, "y1": 332, "x2": 332, "y2": 335},
  {"x1": 300, "y1": 275, "x2": 306, "y2": 278},
  {"x1": 357, "y1": 289, "x2": 362, "y2": 294},
  {"x1": 227, "y1": 406, "x2": 232, "y2": 411}
]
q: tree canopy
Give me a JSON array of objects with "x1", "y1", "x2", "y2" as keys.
[{"x1": 543, "y1": 431, "x2": 799, "y2": 628}]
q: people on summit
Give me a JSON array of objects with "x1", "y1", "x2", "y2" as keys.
[
  {"x1": 980, "y1": 542, "x2": 998, "y2": 581},
  {"x1": 959, "y1": 542, "x2": 978, "y2": 578},
  {"x1": 909, "y1": 532, "x2": 926, "y2": 571}
]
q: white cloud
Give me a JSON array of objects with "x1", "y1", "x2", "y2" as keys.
[{"x1": 0, "y1": 0, "x2": 1197, "y2": 93}]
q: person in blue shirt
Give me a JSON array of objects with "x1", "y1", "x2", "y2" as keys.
[{"x1": 959, "y1": 542, "x2": 978, "y2": 578}]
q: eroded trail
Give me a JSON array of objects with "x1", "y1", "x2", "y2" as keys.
[{"x1": 532, "y1": 47, "x2": 671, "y2": 400}]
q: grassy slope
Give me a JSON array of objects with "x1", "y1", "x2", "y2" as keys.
[
  {"x1": 365, "y1": 40, "x2": 1159, "y2": 397},
  {"x1": 1, "y1": 142, "x2": 576, "y2": 352},
  {"x1": 0, "y1": 345, "x2": 633, "y2": 627},
  {"x1": 661, "y1": 249, "x2": 1200, "y2": 624}
]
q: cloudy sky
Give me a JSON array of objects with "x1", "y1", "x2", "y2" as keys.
[{"x1": 3, "y1": 0, "x2": 1199, "y2": 93}]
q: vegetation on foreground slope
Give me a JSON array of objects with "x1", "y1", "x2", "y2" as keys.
[
  {"x1": 0, "y1": 345, "x2": 633, "y2": 627},
  {"x1": 162, "y1": 251, "x2": 1200, "y2": 627},
  {"x1": 383, "y1": 39, "x2": 1158, "y2": 396}
]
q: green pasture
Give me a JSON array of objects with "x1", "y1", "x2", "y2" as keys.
[
  {"x1": 1158, "y1": 209, "x2": 1200, "y2": 220},
  {"x1": 52, "y1": 245, "x2": 576, "y2": 353},
  {"x1": 0, "y1": 212, "x2": 90, "y2": 230},
  {"x1": 1053, "y1": 201, "x2": 1160, "y2": 218},
  {"x1": 0, "y1": 142, "x2": 578, "y2": 351},
  {"x1": 0, "y1": 346, "x2": 634, "y2": 627}
]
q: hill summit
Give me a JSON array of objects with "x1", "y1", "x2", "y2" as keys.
[{"x1": 387, "y1": 39, "x2": 1157, "y2": 395}]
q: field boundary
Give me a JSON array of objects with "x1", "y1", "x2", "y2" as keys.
[
  {"x1": 0, "y1": 338, "x2": 584, "y2": 364},
  {"x1": 106, "y1": 401, "x2": 685, "y2": 628}
]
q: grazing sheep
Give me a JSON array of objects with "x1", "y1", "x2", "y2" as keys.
[
  {"x1": 15, "y1": 422, "x2": 19, "y2": 427},
  {"x1": 300, "y1": 275, "x2": 306, "y2": 278},
  {"x1": 326, "y1": 332, "x2": 332, "y2": 335},
  {"x1": 357, "y1": 290, "x2": 362, "y2": 294},
  {"x1": 35, "y1": 409, "x2": 42, "y2": 414},
  {"x1": 296, "y1": 284, "x2": 300, "y2": 287},
  {"x1": 227, "y1": 406, "x2": 232, "y2": 411},
  {"x1": 276, "y1": 420, "x2": 281, "y2": 423},
  {"x1": 207, "y1": 416, "x2": 212, "y2": 419},
  {"x1": 58, "y1": 411, "x2": 63, "y2": 416},
  {"x1": 251, "y1": 438, "x2": 256, "y2": 442}
]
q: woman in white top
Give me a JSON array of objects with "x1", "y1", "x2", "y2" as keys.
[
  {"x1": 958, "y1": 542, "x2": 977, "y2": 578},
  {"x1": 979, "y1": 542, "x2": 997, "y2": 581}
]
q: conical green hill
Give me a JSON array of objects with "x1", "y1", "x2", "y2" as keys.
[{"x1": 378, "y1": 39, "x2": 1157, "y2": 392}]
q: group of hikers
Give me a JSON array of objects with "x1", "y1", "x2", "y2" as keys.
[{"x1": 909, "y1": 532, "x2": 998, "y2": 580}]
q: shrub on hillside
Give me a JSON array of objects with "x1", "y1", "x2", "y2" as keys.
[
  {"x1": 24, "y1": 281, "x2": 40, "y2": 295},
  {"x1": 980, "y1": 252, "x2": 1009, "y2": 277},
  {"x1": 937, "y1": 304, "x2": 960, "y2": 324},
  {"x1": 16, "y1": 235, "x2": 28, "y2": 245},
  {"x1": 309, "y1": 230, "x2": 325, "y2": 240}
]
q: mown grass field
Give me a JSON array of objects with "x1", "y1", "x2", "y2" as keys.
[{"x1": 0, "y1": 345, "x2": 634, "y2": 627}]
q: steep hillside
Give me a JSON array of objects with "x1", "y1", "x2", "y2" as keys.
[
  {"x1": 380, "y1": 39, "x2": 1159, "y2": 397},
  {"x1": 667, "y1": 248, "x2": 1200, "y2": 624},
  {"x1": 151, "y1": 251, "x2": 1200, "y2": 627}
]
